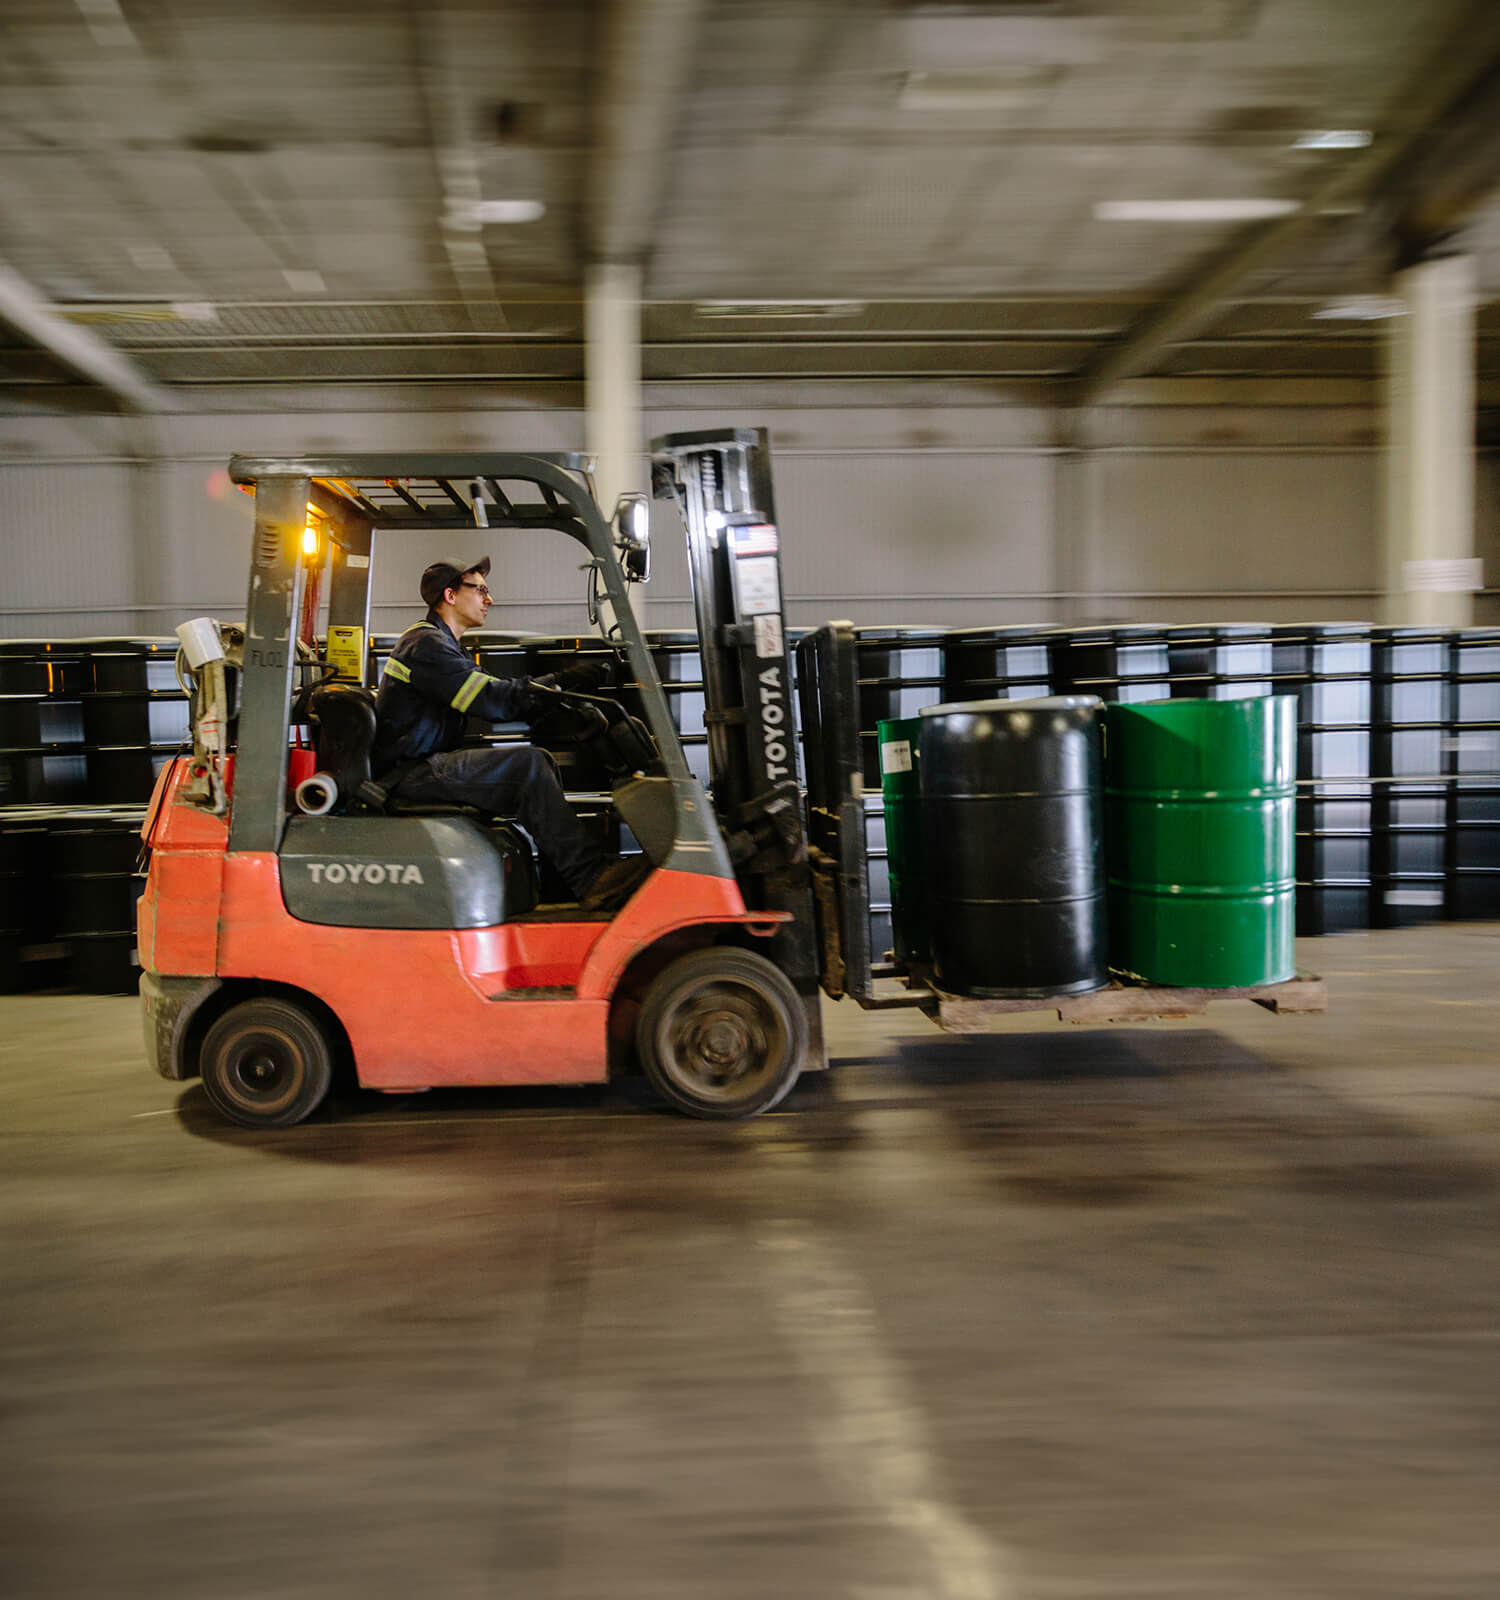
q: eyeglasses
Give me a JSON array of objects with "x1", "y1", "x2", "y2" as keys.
[{"x1": 459, "y1": 581, "x2": 491, "y2": 600}]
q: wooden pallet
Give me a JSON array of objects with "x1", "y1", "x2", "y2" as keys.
[{"x1": 908, "y1": 973, "x2": 1328, "y2": 1033}]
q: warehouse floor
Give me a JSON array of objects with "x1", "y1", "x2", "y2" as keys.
[{"x1": 3, "y1": 923, "x2": 1499, "y2": 1599}]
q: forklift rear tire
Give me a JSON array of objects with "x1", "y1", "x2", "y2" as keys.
[
  {"x1": 200, "y1": 997, "x2": 334, "y2": 1129},
  {"x1": 635, "y1": 947, "x2": 806, "y2": 1120}
]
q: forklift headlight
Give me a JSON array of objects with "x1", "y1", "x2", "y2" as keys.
[{"x1": 612, "y1": 492, "x2": 651, "y2": 583}]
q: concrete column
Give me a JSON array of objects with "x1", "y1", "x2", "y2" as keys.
[
  {"x1": 585, "y1": 261, "x2": 646, "y2": 633},
  {"x1": 1382, "y1": 253, "x2": 1480, "y2": 626}
]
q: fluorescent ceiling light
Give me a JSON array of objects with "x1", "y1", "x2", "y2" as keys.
[
  {"x1": 1293, "y1": 129, "x2": 1372, "y2": 151},
  {"x1": 695, "y1": 300, "x2": 868, "y2": 319},
  {"x1": 1095, "y1": 198, "x2": 1301, "y2": 222},
  {"x1": 470, "y1": 199, "x2": 546, "y2": 224},
  {"x1": 1310, "y1": 296, "x2": 1404, "y2": 321}
]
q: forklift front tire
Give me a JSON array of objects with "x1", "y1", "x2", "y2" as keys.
[
  {"x1": 200, "y1": 997, "x2": 335, "y2": 1129},
  {"x1": 635, "y1": 947, "x2": 806, "y2": 1120}
]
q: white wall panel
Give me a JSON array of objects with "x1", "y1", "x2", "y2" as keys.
[
  {"x1": 0, "y1": 400, "x2": 1494, "y2": 638},
  {"x1": 0, "y1": 464, "x2": 136, "y2": 632},
  {"x1": 771, "y1": 449, "x2": 1056, "y2": 629},
  {"x1": 1080, "y1": 450, "x2": 1378, "y2": 622}
]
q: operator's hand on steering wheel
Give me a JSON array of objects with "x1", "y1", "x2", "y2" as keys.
[
  {"x1": 553, "y1": 657, "x2": 616, "y2": 694},
  {"x1": 528, "y1": 684, "x2": 609, "y2": 740},
  {"x1": 564, "y1": 696, "x2": 610, "y2": 738}
]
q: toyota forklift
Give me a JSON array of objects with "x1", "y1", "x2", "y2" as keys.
[{"x1": 139, "y1": 433, "x2": 827, "y2": 1126}]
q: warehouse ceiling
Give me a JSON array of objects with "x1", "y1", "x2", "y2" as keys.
[{"x1": 1, "y1": 0, "x2": 1499, "y2": 405}]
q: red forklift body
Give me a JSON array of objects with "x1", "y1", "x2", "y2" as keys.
[{"x1": 141, "y1": 443, "x2": 817, "y2": 1124}]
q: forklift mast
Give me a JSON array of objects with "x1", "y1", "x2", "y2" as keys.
[{"x1": 651, "y1": 429, "x2": 826, "y2": 1055}]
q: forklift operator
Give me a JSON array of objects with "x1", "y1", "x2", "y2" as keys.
[{"x1": 371, "y1": 556, "x2": 647, "y2": 911}]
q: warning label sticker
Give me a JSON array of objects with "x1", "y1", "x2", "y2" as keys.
[
  {"x1": 754, "y1": 614, "x2": 784, "y2": 659},
  {"x1": 735, "y1": 554, "x2": 782, "y2": 616},
  {"x1": 326, "y1": 625, "x2": 366, "y2": 682}
]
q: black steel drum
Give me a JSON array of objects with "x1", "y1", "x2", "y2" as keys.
[{"x1": 919, "y1": 696, "x2": 1106, "y2": 999}]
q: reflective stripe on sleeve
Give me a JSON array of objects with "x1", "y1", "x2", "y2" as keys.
[
  {"x1": 451, "y1": 670, "x2": 488, "y2": 713},
  {"x1": 384, "y1": 658, "x2": 412, "y2": 683}
]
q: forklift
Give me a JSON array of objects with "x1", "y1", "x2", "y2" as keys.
[
  {"x1": 140, "y1": 427, "x2": 1323, "y2": 1128},
  {"x1": 139, "y1": 432, "x2": 826, "y2": 1126}
]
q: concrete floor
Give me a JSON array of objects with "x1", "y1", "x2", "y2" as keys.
[{"x1": 2, "y1": 924, "x2": 1499, "y2": 1599}]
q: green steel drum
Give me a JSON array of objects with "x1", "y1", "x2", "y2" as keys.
[
  {"x1": 878, "y1": 717, "x2": 927, "y2": 965},
  {"x1": 1104, "y1": 696, "x2": 1296, "y2": 987}
]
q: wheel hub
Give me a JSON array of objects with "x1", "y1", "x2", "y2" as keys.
[
  {"x1": 670, "y1": 990, "x2": 770, "y2": 1087},
  {"x1": 228, "y1": 1034, "x2": 294, "y2": 1101},
  {"x1": 700, "y1": 1016, "x2": 751, "y2": 1065}
]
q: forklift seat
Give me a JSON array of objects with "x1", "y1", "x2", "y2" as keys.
[
  {"x1": 304, "y1": 679, "x2": 539, "y2": 902},
  {"x1": 304, "y1": 680, "x2": 488, "y2": 824}
]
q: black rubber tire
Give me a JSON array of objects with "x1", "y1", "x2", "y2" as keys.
[
  {"x1": 199, "y1": 997, "x2": 335, "y2": 1129},
  {"x1": 634, "y1": 947, "x2": 807, "y2": 1120}
]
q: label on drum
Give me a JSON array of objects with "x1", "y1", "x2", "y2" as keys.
[{"x1": 881, "y1": 739, "x2": 913, "y2": 775}]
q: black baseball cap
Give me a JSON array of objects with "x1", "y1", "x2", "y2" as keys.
[{"x1": 420, "y1": 554, "x2": 491, "y2": 607}]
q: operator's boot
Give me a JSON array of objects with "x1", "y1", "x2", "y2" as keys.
[{"x1": 581, "y1": 855, "x2": 653, "y2": 912}]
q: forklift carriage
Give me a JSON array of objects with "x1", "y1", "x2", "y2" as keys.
[{"x1": 139, "y1": 433, "x2": 826, "y2": 1126}]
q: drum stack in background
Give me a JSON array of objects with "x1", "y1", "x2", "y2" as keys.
[
  {"x1": 0, "y1": 640, "x2": 88, "y2": 806},
  {"x1": 1162, "y1": 623, "x2": 1276, "y2": 700},
  {"x1": 1450, "y1": 629, "x2": 1500, "y2": 919},
  {"x1": 941, "y1": 626, "x2": 1054, "y2": 704},
  {"x1": 1048, "y1": 625, "x2": 1171, "y2": 703},
  {"x1": 0, "y1": 809, "x2": 66, "y2": 992},
  {"x1": 51, "y1": 809, "x2": 148, "y2": 993},
  {"x1": 849, "y1": 629, "x2": 947, "y2": 974},
  {"x1": 0, "y1": 638, "x2": 186, "y2": 994},
  {"x1": 80, "y1": 639, "x2": 190, "y2": 803},
  {"x1": 1269, "y1": 625, "x2": 1375, "y2": 936},
  {"x1": 4, "y1": 619, "x2": 1500, "y2": 997},
  {"x1": 1372, "y1": 628, "x2": 1450, "y2": 929}
]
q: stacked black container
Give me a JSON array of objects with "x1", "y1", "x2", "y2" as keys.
[
  {"x1": 0, "y1": 808, "x2": 68, "y2": 991},
  {"x1": 941, "y1": 625, "x2": 1053, "y2": 704},
  {"x1": 1447, "y1": 628, "x2": 1500, "y2": 919},
  {"x1": 1268, "y1": 625, "x2": 1375, "y2": 935},
  {"x1": 81, "y1": 639, "x2": 190, "y2": 804},
  {"x1": 52, "y1": 808, "x2": 148, "y2": 993},
  {"x1": 1371, "y1": 628, "x2": 1452, "y2": 929},
  {"x1": 0, "y1": 641, "x2": 88, "y2": 805},
  {"x1": 1047, "y1": 624, "x2": 1172, "y2": 704},
  {"x1": 849, "y1": 627, "x2": 948, "y2": 971},
  {"x1": 1161, "y1": 623, "x2": 1276, "y2": 699}
]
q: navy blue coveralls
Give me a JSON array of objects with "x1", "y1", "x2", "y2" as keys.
[{"x1": 371, "y1": 612, "x2": 608, "y2": 898}]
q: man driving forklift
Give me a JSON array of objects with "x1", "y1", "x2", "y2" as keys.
[{"x1": 372, "y1": 555, "x2": 650, "y2": 911}]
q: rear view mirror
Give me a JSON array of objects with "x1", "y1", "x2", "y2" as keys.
[{"x1": 612, "y1": 492, "x2": 650, "y2": 583}]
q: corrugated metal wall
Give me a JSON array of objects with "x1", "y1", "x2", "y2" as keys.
[{"x1": 0, "y1": 400, "x2": 1495, "y2": 637}]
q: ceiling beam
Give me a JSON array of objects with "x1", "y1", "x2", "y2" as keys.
[
  {"x1": 1073, "y1": 1, "x2": 1500, "y2": 406},
  {"x1": 1381, "y1": 61, "x2": 1500, "y2": 258},
  {"x1": 0, "y1": 261, "x2": 179, "y2": 413},
  {"x1": 585, "y1": 0, "x2": 709, "y2": 266}
]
